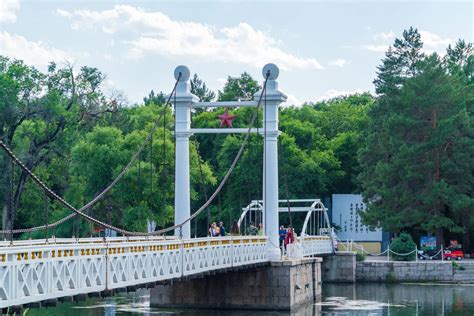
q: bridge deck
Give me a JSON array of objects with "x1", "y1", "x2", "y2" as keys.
[{"x1": 0, "y1": 235, "x2": 332, "y2": 309}]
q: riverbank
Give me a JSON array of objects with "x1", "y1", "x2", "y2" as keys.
[
  {"x1": 321, "y1": 252, "x2": 474, "y2": 283},
  {"x1": 356, "y1": 260, "x2": 474, "y2": 283}
]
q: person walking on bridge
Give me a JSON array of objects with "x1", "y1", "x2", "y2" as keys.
[
  {"x1": 284, "y1": 226, "x2": 295, "y2": 249},
  {"x1": 279, "y1": 225, "x2": 287, "y2": 248},
  {"x1": 219, "y1": 221, "x2": 227, "y2": 237},
  {"x1": 209, "y1": 222, "x2": 219, "y2": 237}
]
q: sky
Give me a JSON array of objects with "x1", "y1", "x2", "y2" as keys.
[{"x1": 0, "y1": 0, "x2": 472, "y2": 106}]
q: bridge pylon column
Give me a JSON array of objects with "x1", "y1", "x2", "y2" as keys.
[
  {"x1": 256, "y1": 64, "x2": 287, "y2": 261},
  {"x1": 173, "y1": 66, "x2": 198, "y2": 238}
]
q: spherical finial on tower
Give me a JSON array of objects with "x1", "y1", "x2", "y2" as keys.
[
  {"x1": 174, "y1": 65, "x2": 190, "y2": 82},
  {"x1": 262, "y1": 63, "x2": 279, "y2": 80}
]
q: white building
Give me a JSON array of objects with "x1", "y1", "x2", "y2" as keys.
[{"x1": 332, "y1": 194, "x2": 386, "y2": 252}]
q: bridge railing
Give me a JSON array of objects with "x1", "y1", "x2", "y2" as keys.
[
  {"x1": 0, "y1": 236, "x2": 267, "y2": 308},
  {"x1": 0, "y1": 242, "x2": 107, "y2": 308},
  {"x1": 286, "y1": 236, "x2": 333, "y2": 259},
  {"x1": 0, "y1": 236, "x2": 177, "y2": 247}
]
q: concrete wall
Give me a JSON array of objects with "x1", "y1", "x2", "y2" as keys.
[
  {"x1": 322, "y1": 252, "x2": 356, "y2": 283},
  {"x1": 356, "y1": 261, "x2": 452, "y2": 282},
  {"x1": 356, "y1": 261, "x2": 474, "y2": 282},
  {"x1": 150, "y1": 258, "x2": 322, "y2": 310}
]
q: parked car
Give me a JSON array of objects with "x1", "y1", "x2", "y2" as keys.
[
  {"x1": 417, "y1": 249, "x2": 441, "y2": 260},
  {"x1": 443, "y1": 249, "x2": 464, "y2": 261},
  {"x1": 443, "y1": 240, "x2": 464, "y2": 260}
]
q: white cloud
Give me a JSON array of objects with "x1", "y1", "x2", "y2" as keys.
[
  {"x1": 0, "y1": 0, "x2": 20, "y2": 23},
  {"x1": 283, "y1": 93, "x2": 302, "y2": 107},
  {"x1": 103, "y1": 53, "x2": 113, "y2": 61},
  {"x1": 373, "y1": 31, "x2": 394, "y2": 41},
  {"x1": 216, "y1": 77, "x2": 227, "y2": 86},
  {"x1": 364, "y1": 44, "x2": 390, "y2": 53},
  {"x1": 57, "y1": 5, "x2": 323, "y2": 71},
  {"x1": 420, "y1": 30, "x2": 452, "y2": 50},
  {"x1": 0, "y1": 32, "x2": 73, "y2": 69},
  {"x1": 316, "y1": 88, "x2": 365, "y2": 102},
  {"x1": 328, "y1": 58, "x2": 347, "y2": 67},
  {"x1": 364, "y1": 30, "x2": 453, "y2": 54}
]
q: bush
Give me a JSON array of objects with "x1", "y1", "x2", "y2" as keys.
[
  {"x1": 389, "y1": 233, "x2": 416, "y2": 261},
  {"x1": 356, "y1": 252, "x2": 366, "y2": 261},
  {"x1": 451, "y1": 261, "x2": 465, "y2": 270}
]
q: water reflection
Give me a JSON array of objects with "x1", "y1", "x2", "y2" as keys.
[
  {"x1": 321, "y1": 283, "x2": 474, "y2": 315},
  {"x1": 27, "y1": 290, "x2": 321, "y2": 316},
  {"x1": 25, "y1": 283, "x2": 474, "y2": 316}
]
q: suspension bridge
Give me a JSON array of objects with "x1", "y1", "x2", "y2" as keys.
[{"x1": 0, "y1": 64, "x2": 335, "y2": 311}]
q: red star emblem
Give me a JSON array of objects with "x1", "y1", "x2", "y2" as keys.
[{"x1": 217, "y1": 110, "x2": 236, "y2": 128}]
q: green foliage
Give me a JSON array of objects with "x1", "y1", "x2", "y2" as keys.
[
  {"x1": 143, "y1": 90, "x2": 166, "y2": 106},
  {"x1": 356, "y1": 252, "x2": 366, "y2": 261},
  {"x1": 3, "y1": 31, "x2": 470, "y2": 245},
  {"x1": 0, "y1": 56, "x2": 372, "y2": 237},
  {"x1": 218, "y1": 72, "x2": 260, "y2": 101},
  {"x1": 451, "y1": 260, "x2": 464, "y2": 270},
  {"x1": 190, "y1": 73, "x2": 215, "y2": 102},
  {"x1": 190, "y1": 90, "x2": 373, "y2": 231},
  {"x1": 390, "y1": 233, "x2": 416, "y2": 261},
  {"x1": 66, "y1": 104, "x2": 216, "y2": 233},
  {"x1": 0, "y1": 56, "x2": 111, "y2": 235},
  {"x1": 123, "y1": 206, "x2": 154, "y2": 232},
  {"x1": 359, "y1": 29, "x2": 473, "y2": 247}
]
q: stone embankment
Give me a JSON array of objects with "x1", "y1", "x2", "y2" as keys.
[
  {"x1": 321, "y1": 253, "x2": 474, "y2": 283},
  {"x1": 356, "y1": 260, "x2": 474, "y2": 283}
]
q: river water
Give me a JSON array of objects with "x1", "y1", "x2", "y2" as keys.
[{"x1": 25, "y1": 283, "x2": 474, "y2": 315}]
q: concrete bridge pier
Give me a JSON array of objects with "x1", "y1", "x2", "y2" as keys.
[{"x1": 150, "y1": 258, "x2": 322, "y2": 311}]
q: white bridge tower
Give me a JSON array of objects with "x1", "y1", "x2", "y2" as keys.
[{"x1": 173, "y1": 64, "x2": 286, "y2": 260}]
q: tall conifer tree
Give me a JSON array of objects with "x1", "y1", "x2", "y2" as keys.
[{"x1": 359, "y1": 29, "x2": 474, "y2": 249}]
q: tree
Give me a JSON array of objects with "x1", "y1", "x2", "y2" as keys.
[
  {"x1": 444, "y1": 40, "x2": 474, "y2": 252},
  {"x1": 445, "y1": 40, "x2": 474, "y2": 84},
  {"x1": 190, "y1": 73, "x2": 215, "y2": 102},
  {"x1": 0, "y1": 57, "x2": 111, "y2": 236},
  {"x1": 373, "y1": 27, "x2": 424, "y2": 96},
  {"x1": 143, "y1": 90, "x2": 166, "y2": 106},
  {"x1": 390, "y1": 232, "x2": 416, "y2": 261},
  {"x1": 359, "y1": 30, "x2": 474, "y2": 249},
  {"x1": 218, "y1": 72, "x2": 260, "y2": 101},
  {"x1": 68, "y1": 105, "x2": 216, "y2": 234}
]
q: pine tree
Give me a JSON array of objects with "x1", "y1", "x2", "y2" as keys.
[
  {"x1": 359, "y1": 29, "x2": 474, "y2": 249},
  {"x1": 143, "y1": 90, "x2": 166, "y2": 106},
  {"x1": 190, "y1": 73, "x2": 216, "y2": 102},
  {"x1": 373, "y1": 27, "x2": 424, "y2": 96},
  {"x1": 217, "y1": 72, "x2": 260, "y2": 101}
]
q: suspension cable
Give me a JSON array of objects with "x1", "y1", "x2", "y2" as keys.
[
  {"x1": 195, "y1": 140, "x2": 209, "y2": 236},
  {"x1": 0, "y1": 74, "x2": 182, "y2": 235},
  {"x1": 149, "y1": 72, "x2": 270, "y2": 236},
  {"x1": 9, "y1": 158, "x2": 15, "y2": 242},
  {"x1": 150, "y1": 126, "x2": 153, "y2": 214},
  {"x1": 44, "y1": 189, "x2": 49, "y2": 242},
  {"x1": 0, "y1": 71, "x2": 270, "y2": 237},
  {"x1": 161, "y1": 103, "x2": 167, "y2": 229}
]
